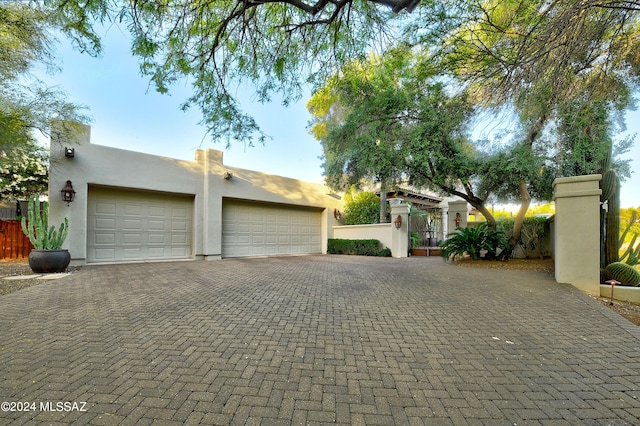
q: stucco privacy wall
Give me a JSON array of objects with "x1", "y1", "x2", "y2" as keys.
[
  {"x1": 48, "y1": 123, "x2": 343, "y2": 263},
  {"x1": 332, "y1": 224, "x2": 393, "y2": 251}
]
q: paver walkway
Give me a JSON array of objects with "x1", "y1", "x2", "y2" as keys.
[{"x1": 1, "y1": 255, "x2": 639, "y2": 425}]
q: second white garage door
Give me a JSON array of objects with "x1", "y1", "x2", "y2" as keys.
[
  {"x1": 87, "y1": 187, "x2": 193, "y2": 263},
  {"x1": 222, "y1": 200, "x2": 322, "y2": 258}
]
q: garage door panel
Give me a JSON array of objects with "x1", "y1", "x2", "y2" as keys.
[
  {"x1": 95, "y1": 217, "x2": 115, "y2": 229},
  {"x1": 88, "y1": 188, "x2": 193, "y2": 263},
  {"x1": 172, "y1": 220, "x2": 188, "y2": 231},
  {"x1": 95, "y1": 202, "x2": 116, "y2": 215},
  {"x1": 95, "y1": 248, "x2": 115, "y2": 260},
  {"x1": 123, "y1": 233, "x2": 142, "y2": 244},
  {"x1": 123, "y1": 204, "x2": 143, "y2": 216},
  {"x1": 148, "y1": 234, "x2": 166, "y2": 244},
  {"x1": 123, "y1": 248, "x2": 142, "y2": 258},
  {"x1": 171, "y1": 247, "x2": 188, "y2": 257},
  {"x1": 171, "y1": 234, "x2": 188, "y2": 244},
  {"x1": 94, "y1": 233, "x2": 115, "y2": 245},
  {"x1": 149, "y1": 220, "x2": 165, "y2": 230},
  {"x1": 149, "y1": 206, "x2": 165, "y2": 216},
  {"x1": 123, "y1": 218, "x2": 142, "y2": 230},
  {"x1": 222, "y1": 201, "x2": 322, "y2": 258}
]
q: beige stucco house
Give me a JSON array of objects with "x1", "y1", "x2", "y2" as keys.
[{"x1": 48, "y1": 124, "x2": 344, "y2": 265}]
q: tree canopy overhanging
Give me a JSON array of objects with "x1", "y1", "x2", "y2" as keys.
[
  {"x1": 3, "y1": 0, "x2": 639, "y2": 211},
  {"x1": 0, "y1": 1, "x2": 89, "y2": 200},
  {"x1": 46, "y1": 0, "x2": 640, "y2": 148}
]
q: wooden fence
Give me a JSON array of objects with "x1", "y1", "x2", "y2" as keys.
[{"x1": 1, "y1": 220, "x2": 33, "y2": 260}]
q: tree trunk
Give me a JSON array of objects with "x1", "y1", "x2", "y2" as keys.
[
  {"x1": 511, "y1": 181, "x2": 531, "y2": 251},
  {"x1": 379, "y1": 184, "x2": 388, "y2": 223},
  {"x1": 474, "y1": 203, "x2": 496, "y2": 227}
]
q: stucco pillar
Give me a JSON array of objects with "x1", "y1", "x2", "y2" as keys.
[
  {"x1": 49, "y1": 121, "x2": 91, "y2": 264},
  {"x1": 390, "y1": 203, "x2": 410, "y2": 258},
  {"x1": 447, "y1": 200, "x2": 469, "y2": 234},
  {"x1": 552, "y1": 174, "x2": 602, "y2": 295},
  {"x1": 202, "y1": 149, "x2": 224, "y2": 260}
]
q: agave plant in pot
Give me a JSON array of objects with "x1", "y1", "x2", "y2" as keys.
[{"x1": 21, "y1": 196, "x2": 71, "y2": 273}]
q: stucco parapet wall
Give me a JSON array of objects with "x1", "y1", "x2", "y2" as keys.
[
  {"x1": 447, "y1": 200, "x2": 469, "y2": 210},
  {"x1": 332, "y1": 224, "x2": 391, "y2": 230},
  {"x1": 552, "y1": 174, "x2": 602, "y2": 200}
]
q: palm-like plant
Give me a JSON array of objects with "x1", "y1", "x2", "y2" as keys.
[{"x1": 441, "y1": 223, "x2": 509, "y2": 261}]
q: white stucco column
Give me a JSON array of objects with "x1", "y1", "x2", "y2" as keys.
[
  {"x1": 390, "y1": 203, "x2": 410, "y2": 258},
  {"x1": 552, "y1": 174, "x2": 602, "y2": 295},
  {"x1": 447, "y1": 200, "x2": 469, "y2": 234}
]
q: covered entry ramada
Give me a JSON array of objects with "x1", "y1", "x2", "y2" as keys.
[{"x1": 48, "y1": 123, "x2": 342, "y2": 264}]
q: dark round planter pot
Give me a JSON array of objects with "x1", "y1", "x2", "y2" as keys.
[{"x1": 28, "y1": 250, "x2": 71, "y2": 273}]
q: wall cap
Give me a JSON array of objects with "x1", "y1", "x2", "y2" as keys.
[{"x1": 552, "y1": 174, "x2": 602, "y2": 189}]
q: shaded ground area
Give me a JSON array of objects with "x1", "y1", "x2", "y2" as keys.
[
  {"x1": 454, "y1": 258, "x2": 640, "y2": 326},
  {"x1": 1, "y1": 256, "x2": 640, "y2": 425}
]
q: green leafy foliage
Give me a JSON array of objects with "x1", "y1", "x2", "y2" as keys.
[
  {"x1": 606, "y1": 262, "x2": 640, "y2": 287},
  {"x1": 410, "y1": 232, "x2": 421, "y2": 248},
  {"x1": 0, "y1": 145, "x2": 48, "y2": 201},
  {"x1": 307, "y1": 47, "x2": 496, "y2": 224},
  {"x1": 499, "y1": 216, "x2": 549, "y2": 259},
  {"x1": 440, "y1": 223, "x2": 509, "y2": 261},
  {"x1": 1, "y1": 2, "x2": 89, "y2": 176},
  {"x1": 343, "y1": 191, "x2": 382, "y2": 225},
  {"x1": 327, "y1": 239, "x2": 389, "y2": 257},
  {"x1": 620, "y1": 210, "x2": 640, "y2": 266},
  {"x1": 52, "y1": 0, "x2": 401, "y2": 145},
  {"x1": 21, "y1": 195, "x2": 69, "y2": 250}
]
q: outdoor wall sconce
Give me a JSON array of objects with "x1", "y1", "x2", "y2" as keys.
[
  {"x1": 64, "y1": 147, "x2": 75, "y2": 158},
  {"x1": 394, "y1": 215, "x2": 402, "y2": 229},
  {"x1": 223, "y1": 171, "x2": 233, "y2": 180},
  {"x1": 454, "y1": 212, "x2": 461, "y2": 227},
  {"x1": 61, "y1": 180, "x2": 76, "y2": 206},
  {"x1": 333, "y1": 208, "x2": 342, "y2": 221}
]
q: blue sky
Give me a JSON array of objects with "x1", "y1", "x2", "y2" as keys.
[{"x1": 37, "y1": 25, "x2": 639, "y2": 208}]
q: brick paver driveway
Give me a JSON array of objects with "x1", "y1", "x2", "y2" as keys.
[{"x1": 1, "y1": 255, "x2": 639, "y2": 425}]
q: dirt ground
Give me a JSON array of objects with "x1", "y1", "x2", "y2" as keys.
[
  {"x1": 0, "y1": 259, "x2": 82, "y2": 295},
  {"x1": 2, "y1": 258, "x2": 640, "y2": 326},
  {"x1": 453, "y1": 258, "x2": 640, "y2": 327}
]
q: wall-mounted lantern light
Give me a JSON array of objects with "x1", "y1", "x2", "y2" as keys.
[
  {"x1": 61, "y1": 180, "x2": 76, "y2": 206},
  {"x1": 65, "y1": 147, "x2": 75, "y2": 158},
  {"x1": 394, "y1": 215, "x2": 402, "y2": 229},
  {"x1": 334, "y1": 208, "x2": 342, "y2": 221},
  {"x1": 223, "y1": 171, "x2": 233, "y2": 180},
  {"x1": 454, "y1": 212, "x2": 461, "y2": 227}
]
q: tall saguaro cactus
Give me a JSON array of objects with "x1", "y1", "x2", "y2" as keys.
[
  {"x1": 599, "y1": 141, "x2": 620, "y2": 268},
  {"x1": 602, "y1": 169, "x2": 620, "y2": 266}
]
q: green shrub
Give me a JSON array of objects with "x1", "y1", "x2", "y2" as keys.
[
  {"x1": 606, "y1": 262, "x2": 640, "y2": 286},
  {"x1": 327, "y1": 239, "x2": 384, "y2": 256},
  {"x1": 410, "y1": 232, "x2": 421, "y2": 248},
  {"x1": 343, "y1": 192, "x2": 382, "y2": 225},
  {"x1": 440, "y1": 223, "x2": 509, "y2": 261},
  {"x1": 499, "y1": 216, "x2": 549, "y2": 258},
  {"x1": 376, "y1": 247, "x2": 392, "y2": 257}
]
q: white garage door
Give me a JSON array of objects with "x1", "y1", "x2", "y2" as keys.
[
  {"x1": 87, "y1": 187, "x2": 193, "y2": 263},
  {"x1": 222, "y1": 200, "x2": 322, "y2": 258}
]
